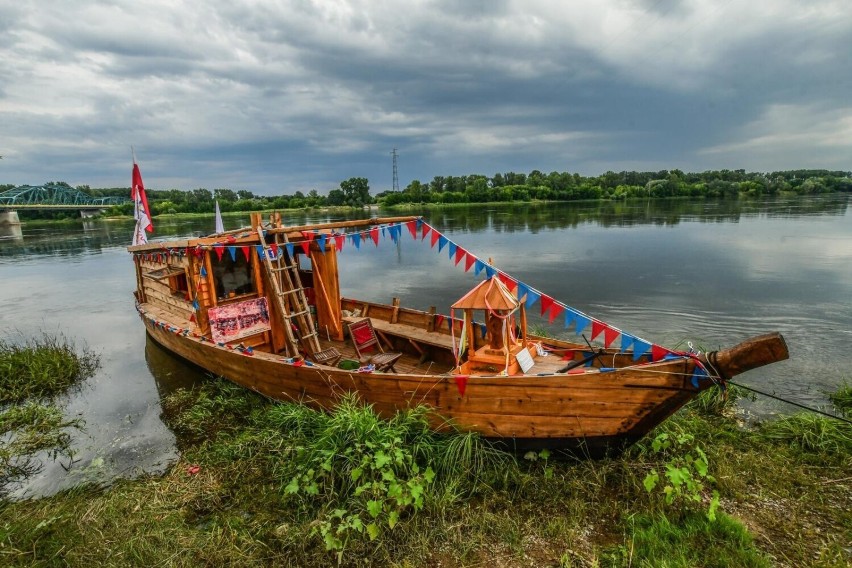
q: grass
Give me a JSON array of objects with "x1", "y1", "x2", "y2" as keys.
[
  {"x1": 0, "y1": 379, "x2": 849, "y2": 567},
  {"x1": 0, "y1": 333, "x2": 99, "y2": 404},
  {"x1": 0, "y1": 333, "x2": 96, "y2": 495}
]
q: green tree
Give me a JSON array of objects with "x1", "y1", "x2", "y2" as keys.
[{"x1": 340, "y1": 177, "x2": 371, "y2": 207}]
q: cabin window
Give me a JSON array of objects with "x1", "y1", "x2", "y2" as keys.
[
  {"x1": 212, "y1": 253, "x2": 255, "y2": 300},
  {"x1": 168, "y1": 272, "x2": 190, "y2": 299}
]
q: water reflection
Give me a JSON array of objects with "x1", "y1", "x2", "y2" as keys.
[{"x1": 145, "y1": 335, "x2": 207, "y2": 399}]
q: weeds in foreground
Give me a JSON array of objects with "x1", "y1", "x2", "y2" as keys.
[
  {"x1": 829, "y1": 382, "x2": 852, "y2": 416},
  {"x1": 0, "y1": 333, "x2": 99, "y2": 404},
  {"x1": 757, "y1": 412, "x2": 852, "y2": 458},
  {"x1": 0, "y1": 333, "x2": 95, "y2": 494}
]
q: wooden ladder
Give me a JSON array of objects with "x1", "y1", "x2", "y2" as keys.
[{"x1": 256, "y1": 227, "x2": 321, "y2": 358}]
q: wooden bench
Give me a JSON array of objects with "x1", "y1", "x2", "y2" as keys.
[{"x1": 342, "y1": 316, "x2": 454, "y2": 357}]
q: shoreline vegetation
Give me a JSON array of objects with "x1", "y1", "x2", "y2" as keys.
[
  {"x1": 0, "y1": 333, "x2": 850, "y2": 566},
  {"x1": 5, "y1": 168, "x2": 850, "y2": 221},
  {"x1": 0, "y1": 334, "x2": 98, "y2": 496}
]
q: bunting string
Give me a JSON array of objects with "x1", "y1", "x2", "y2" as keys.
[{"x1": 132, "y1": 218, "x2": 674, "y2": 360}]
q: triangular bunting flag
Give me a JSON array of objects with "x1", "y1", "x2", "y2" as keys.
[
  {"x1": 200, "y1": 266, "x2": 208, "y2": 278},
  {"x1": 370, "y1": 227, "x2": 380, "y2": 246},
  {"x1": 517, "y1": 282, "x2": 530, "y2": 304},
  {"x1": 464, "y1": 253, "x2": 476, "y2": 272},
  {"x1": 438, "y1": 236, "x2": 448, "y2": 253},
  {"x1": 214, "y1": 244, "x2": 225, "y2": 261},
  {"x1": 334, "y1": 234, "x2": 345, "y2": 252},
  {"x1": 241, "y1": 246, "x2": 250, "y2": 261},
  {"x1": 632, "y1": 339, "x2": 652, "y2": 361},
  {"x1": 256, "y1": 245, "x2": 265, "y2": 260},
  {"x1": 691, "y1": 366, "x2": 708, "y2": 388},
  {"x1": 651, "y1": 344, "x2": 670, "y2": 361},
  {"x1": 620, "y1": 334, "x2": 636, "y2": 353},
  {"x1": 603, "y1": 326, "x2": 619, "y2": 349},
  {"x1": 435, "y1": 314, "x2": 445, "y2": 328},
  {"x1": 228, "y1": 246, "x2": 237, "y2": 262},
  {"x1": 300, "y1": 240, "x2": 311, "y2": 255},
  {"x1": 454, "y1": 247, "x2": 466, "y2": 266},
  {"x1": 448, "y1": 242, "x2": 457, "y2": 259},
  {"x1": 422, "y1": 223, "x2": 431, "y2": 241},
  {"x1": 316, "y1": 234, "x2": 327, "y2": 252},
  {"x1": 497, "y1": 273, "x2": 516, "y2": 292},
  {"x1": 474, "y1": 259, "x2": 485, "y2": 276},
  {"x1": 485, "y1": 265, "x2": 496, "y2": 279},
  {"x1": 540, "y1": 295, "x2": 554, "y2": 316},
  {"x1": 352, "y1": 232, "x2": 361, "y2": 249},
  {"x1": 430, "y1": 229, "x2": 440, "y2": 248},
  {"x1": 286, "y1": 243, "x2": 294, "y2": 258},
  {"x1": 407, "y1": 220, "x2": 417, "y2": 239},
  {"x1": 525, "y1": 288, "x2": 541, "y2": 309},
  {"x1": 591, "y1": 320, "x2": 605, "y2": 341},
  {"x1": 270, "y1": 243, "x2": 279, "y2": 258},
  {"x1": 454, "y1": 375, "x2": 469, "y2": 397},
  {"x1": 574, "y1": 314, "x2": 591, "y2": 335},
  {"x1": 301, "y1": 231, "x2": 316, "y2": 242},
  {"x1": 548, "y1": 303, "x2": 565, "y2": 324},
  {"x1": 480, "y1": 324, "x2": 488, "y2": 339}
]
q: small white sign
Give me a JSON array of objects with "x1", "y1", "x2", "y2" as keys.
[{"x1": 516, "y1": 348, "x2": 535, "y2": 373}]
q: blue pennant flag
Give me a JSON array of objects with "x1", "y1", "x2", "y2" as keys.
[
  {"x1": 352, "y1": 233, "x2": 361, "y2": 249},
  {"x1": 200, "y1": 266, "x2": 207, "y2": 278},
  {"x1": 516, "y1": 282, "x2": 529, "y2": 303},
  {"x1": 480, "y1": 324, "x2": 488, "y2": 339},
  {"x1": 620, "y1": 334, "x2": 636, "y2": 353},
  {"x1": 228, "y1": 246, "x2": 237, "y2": 262},
  {"x1": 192, "y1": 299, "x2": 199, "y2": 310},
  {"x1": 448, "y1": 242, "x2": 457, "y2": 259},
  {"x1": 438, "y1": 236, "x2": 448, "y2": 253},
  {"x1": 474, "y1": 259, "x2": 485, "y2": 276},
  {"x1": 256, "y1": 245, "x2": 265, "y2": 260},
  {"x1": 632, "y1": 339, "x2": 652, "y2": 361},
  {"x1": 691, "y1": 366, "x2": 709, "y2": 388},
  {"x1": 416, "y1": 218, "x2": 423, "y2": 232},
  {"x1": 381, "y1": 227, "x2": 387, "y2": 239},
  {"x1": 317, "y1": 234, "x2": 327, "y2": 252},
  {"x1": 582, "y1": 351, "x2": 596, "y2": 367},
  {"x1": 574, "y1": 314, "x2": 591, "y2": 335},
  {"x1": 484, "y1": 265, "x2": 496, "y2": 279},
  {"x1": 564, "y1": 309, "x2": 576, "y2": 329},
  {"x1": 285, "y1": 243, "x2": 294, "y2": 258}
]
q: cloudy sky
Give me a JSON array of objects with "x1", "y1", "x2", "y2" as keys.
[{"x1": 2, "y1": 0, "x2": 850, "y2": 195}]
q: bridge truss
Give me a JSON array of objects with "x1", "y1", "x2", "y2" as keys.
[{"x1": 0, "y1": 184, "x2": 129, "y2": 207}]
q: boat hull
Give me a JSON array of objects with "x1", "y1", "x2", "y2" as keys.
[{"x1": 141, "y1": 309, "x2": 711, "y2": 452}]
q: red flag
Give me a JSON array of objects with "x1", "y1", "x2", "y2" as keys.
[
  {"x1": 370, "y1": 227, "x2": 380, "y2": 246},
  {"x1": 131, "y1": 161, "x2": 153, "y2": 245},
  {"x1": 454, "y1": 247, "x2": 466, "y2": 266},
  {"x1": 464, "y1": 254, "x2": 476, "y2": 272},
  {"x1": 651, "y1": 345, "x2": 671, "y2": 361},
  {"x1": 430, "y1": 229, "x2": 441, "y2": 248},
  {"x1": 603, "y1": 326, "x2": 619, "y2": 348},
  {"x1": 421, "y1": 223, "x2": 431, "y2": 241},
  {"x1": 454, "y1": 375, "x2": 469, "y2": 397},
  {"x1": 406, "y1": 220, "x2": 418, "y2": 239},
  {"x1": 591, "y1": 320, "x2": 605, "y2": 341}
]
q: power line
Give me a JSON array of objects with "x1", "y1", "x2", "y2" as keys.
[{"x1": 391, "y1": 148, "x2": 399, "y2": 192}]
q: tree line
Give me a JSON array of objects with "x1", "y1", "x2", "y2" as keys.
[{"x1": 3, "y1": 169, "x2": 850, "y2": 219}]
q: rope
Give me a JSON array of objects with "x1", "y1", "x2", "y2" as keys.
[{"x1": 728, "y1": 381, "x2": 852, "y2": 425}]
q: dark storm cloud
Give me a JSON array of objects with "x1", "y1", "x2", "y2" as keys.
[{"x1": 0, "y1": 1, "x2": 849, "y2": 194}]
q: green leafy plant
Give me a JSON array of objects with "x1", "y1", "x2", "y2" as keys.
[{"x1": 642, "y1": 431, "x2": 720, "y2": 521}]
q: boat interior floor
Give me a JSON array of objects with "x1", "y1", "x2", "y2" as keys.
[{"x1": 316, "y1": 338, "x2": 455, "y2": 375}]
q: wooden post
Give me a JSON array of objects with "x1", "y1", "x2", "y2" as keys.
[
  {"x1": 427, "y1": 306, "x2": 436, "y2": 332},
  {"x1": 391, "y1": 297, "x2": 400, "y2": 324}
]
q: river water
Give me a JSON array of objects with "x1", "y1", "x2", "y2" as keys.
[{"x1": 1, "y1": 195, "x2": 850, "y2": 498}]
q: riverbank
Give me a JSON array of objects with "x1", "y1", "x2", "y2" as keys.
[{"x1": 1, "y1": 377, "x2": 849, "y2": 567}]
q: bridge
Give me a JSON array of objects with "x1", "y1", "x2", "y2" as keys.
[{"x1": 0, "y1": 184, "x2": 130, "y2": 224}]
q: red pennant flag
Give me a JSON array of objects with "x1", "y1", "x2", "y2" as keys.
[
  {"x1": 270, "y1": 243, "x2": 279, "y2": 257},
  {"x1": 591, "y1": 320, "x2": 605, "y2": 341},
  {"x1": 131, "y1": 161, "x2": 153, "y2": 245},
  {"x1": 300, "y1": 240, "x2": 311, "y2": 255},
  {"x1": 406, "y1": 220, "x2": 417, "y2": 239},
  {"x1": 498, "y1": 273, "x2": 516, "y2": 292},
  {"x1": 185, "y1": 247, "x2": 192, "y2": 257},
  {"x1": 214, "y1": 244, "x2": 225, "y2": 261},
  {"x1": 301, "y1": 231, "x2": 316, "y2": 241},
  {"x1": 370, "y1": 227, "x2": 380, "y2": 246},
  {"x1": 430, "y1": 229, "x2": 440, "y2": 248},
  {"x1": 421, "y1": 223, "x2": 431, "y2": 241},
  {"x1": 540, "y1": 295, "x2": 554, "y2": 316},
  {"x1": 227, "y1": 235, "x2": 236, "y2": 243},
  {"x1": 241, "y1": 246, "x2": 250, "y2": 261},
  {"x1": 548, "y1": 304, "x2": 564, "y2": 324},
  {"x1": 189, "y1": 313, "x2": 196, "y2": 323},
  {"x1": 603, "y1": 326, "x2": 619, "y2": 348},
  {"x1": 464, "y1": 254, "x2": 476, "y2": 272},
  {"x1": 454, "y1": 247, "x2": 466, "y2": 266},
  {"x1": 454, "y1": 375, "x2": 469, "y2": 397},
  {"x1": 651, "y1": 345, "x2": 670, "y2": 361},
  {"x1": 334, "y1": 234, "x2": 345, "y2": 251},
  {"x1": 435, "y1": 314, "x2": 445, "y2": 328}
]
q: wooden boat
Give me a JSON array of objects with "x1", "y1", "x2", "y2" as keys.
[{"x1": 128, "y1": 213, "x2": 788, "y2": 452}]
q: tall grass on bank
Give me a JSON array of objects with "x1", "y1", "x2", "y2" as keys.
[
  {"x1": 0, "y1": 333, "x2": 99, "y2": 404},
  {"x1": 0, "y1": 333, "x2": 97, "y2": 494}
]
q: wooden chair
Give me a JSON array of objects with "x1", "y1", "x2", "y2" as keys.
[
  {"x1": 312, "y1": 347, "x2": 342, "y2": 367},
  {"x1": 347, "y1": 318, "x2": 403, "y2": 373}
]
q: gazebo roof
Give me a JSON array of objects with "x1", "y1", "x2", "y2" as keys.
[{"x1": 451, "y1": 276, "x2": 519, "y2": 311}]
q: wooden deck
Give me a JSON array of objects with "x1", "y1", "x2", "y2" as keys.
[{"x1": 317, "y1": 337, "x2": 455, "y2": 375}]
